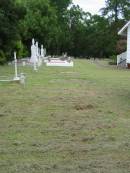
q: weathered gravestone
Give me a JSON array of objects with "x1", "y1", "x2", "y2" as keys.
[{"x1": 46, "y1": 56, "x2": 74, "y2": 67}]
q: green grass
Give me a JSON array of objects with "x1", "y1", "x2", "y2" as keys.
[{"x1": 0, "y1": 59, "x2": 130, "y2": 173}]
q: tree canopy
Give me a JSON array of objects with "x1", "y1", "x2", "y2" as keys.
[
  {"x1": 0, "y1": 0, "x2": 129, "y2": 63},
  {"x1": 101, "y1": 0, "x2": 130, "y2": 22}
]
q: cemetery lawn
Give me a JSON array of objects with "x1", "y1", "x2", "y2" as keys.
[{"x1": 0, "y1": 59, "x2": 130, "y2": 173}]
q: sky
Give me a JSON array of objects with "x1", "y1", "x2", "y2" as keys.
[{"x1": 72, "y1": 0, "x2": 105, "y2": 15}]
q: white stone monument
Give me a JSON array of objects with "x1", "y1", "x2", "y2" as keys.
[
  {"x1": 46, "y1": 57, "x2": 74, "y2": 67},
  {"x1": 36, "y1": 41, "x2": 39, "y2": 58},
  {"x1": 30, "y1": 39, "x2": 38, "y2": 71},
  {"x1": 0, "y1": 52, "x2": 26, "y2": 84},
  {"x1": 41, "y1": 45, "x2": 44, "y2": 58},
  {"x1": 13, "y1": 52, "x2": 20, "y2": 81},
  {"x1": 36, "y1": 41, "x2": 42, "y2": 67}
]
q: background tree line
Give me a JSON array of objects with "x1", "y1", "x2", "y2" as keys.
[{"x1": 0, "y1": 0, "x2": 129, "y2": 64}]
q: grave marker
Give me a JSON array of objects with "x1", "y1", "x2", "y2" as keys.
[{"x1": 13, "y1": 52, "x2": 20, "y2": 81}]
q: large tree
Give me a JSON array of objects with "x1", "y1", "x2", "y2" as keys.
[
  {"x1": 100, "y1": 0, "x2": 130, "y2": 57},
  {"x1": 50, "y1": 0, "x2": 72, "y2": 12},
  {"x1": 20, "y1": 0, "x2": 61, "y2": 55},
  {"x1": 0, "y1": 0, "x2": 26, "y2": 61},
  {"x1": 101, "y1": 0, "x2": 130, "y2": 22}
]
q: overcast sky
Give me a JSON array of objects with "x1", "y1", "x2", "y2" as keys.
[{"x1": 72, "y1": 0, "x2": 105, "y2": 15}]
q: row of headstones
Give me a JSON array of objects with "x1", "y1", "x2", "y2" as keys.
[
  {"x1": 2, "y1": 38, "x2": 73, "y2": 85},
  {"x1": 30, "y1": 39, "x2": 73, "y2": 68},
  {"x1": 30, "y1": 38, "x2": 47, "y2": 71},
  {"x1": 6, "y1": 39, "x2": 47, "y2": 84},
  {"x1": 11, "y1": 38, "x2": 73, "y2": 80}
]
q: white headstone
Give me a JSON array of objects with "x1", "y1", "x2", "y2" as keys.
[
  {"x1": 22, "y1": 61, "x2": 26, "y2": 66},
  {"x1": 36, "y1": 41, "x2": 39, "y2": 58},
  {"x1": 41, "y1": 45, "x2": 44, "y2": 58},
  {"x1": 36, "y1": 42, "x2": 43, "y2": 67},
  {"x1": 30, "y1": 39, "x2": 38, "y2": 63},
  {"x1": 46, "y1": 58, "x2": 74, "y2": 67},
  {"x1": 20, "y1": 73, "x2": 26, "y2": 86}
]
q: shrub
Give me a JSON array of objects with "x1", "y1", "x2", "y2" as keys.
[
  {"x1": 0, "y1": 50, "x2": 6, "y2": 65},
  {"x1": 13, "y1": 40, "x2": 29, "y2": 58},
  {"x1": 109, "y1": 55, "x2": 117, "y2": 65}
]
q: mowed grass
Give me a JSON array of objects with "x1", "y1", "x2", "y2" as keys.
[{"x1": 0, "y1": 59, "x2": 130, "y2": 173}]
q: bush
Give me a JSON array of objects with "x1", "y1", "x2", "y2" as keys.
[
  {"x1": 0, "y1": 50, "x2": 6, "y2": 65},
  {"x1": 109, "y1": 55, "x2": 117, "y2": 65},
  {"x1": 14, "y1": 40, "x2": 29, "y2": 58}
]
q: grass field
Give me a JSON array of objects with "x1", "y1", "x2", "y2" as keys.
[{"x1": 0, "y1": 59, "x2": 130, "y2": 173}]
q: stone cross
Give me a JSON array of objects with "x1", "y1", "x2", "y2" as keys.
[{"x1": 13, "y1": 52, "x2": 19, "y2": 80}]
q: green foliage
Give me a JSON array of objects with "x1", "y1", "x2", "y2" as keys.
[
  {"x1": 0, "y1": 0, "x2": 26, "y2": 61},
  {"x1": 13, "y1": 40, "x2": 28, "y2": 58},
  {"x1": 101, "y1": 0, "x2": 130, "y2": 21},
  {"x1": 109, "y1": 55, "x2": 117, "y2": 65},
  {"x1": 50, "y1": 0, "x2": 72, "y2": 12},
  {"x1": 20, "y1": 0, "x2": 60, "y2": 55},
  {"x1": 0, "y1": 0, "x2": 129, "y2": 62},
  {"x1": 0, "y1": 50, "x2": 6, "y2": 65}
]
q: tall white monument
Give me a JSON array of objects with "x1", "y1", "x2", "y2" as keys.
[
  {"x1": 41, "y1": 45, "x2": 44, "y2": 58},
  {"x1": 30, "y1": 39, "x2": 38, "y2": 71},
  {"x1": 36, "y1": 41, "x2": 42, "y2": 67},
  {"x1": 36, "y1": 41, "x2": 39, "y2": 58},
  {"x1": 13, "y1": 52, "x2": 20, "y2": 80},
  {"x1": 118, "y1": 21, "x2": 130, "y2": 68}
]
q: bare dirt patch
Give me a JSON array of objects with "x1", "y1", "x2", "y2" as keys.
[{"x1": 74, "y1": 104, "x2": 94, "y2": 111}]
